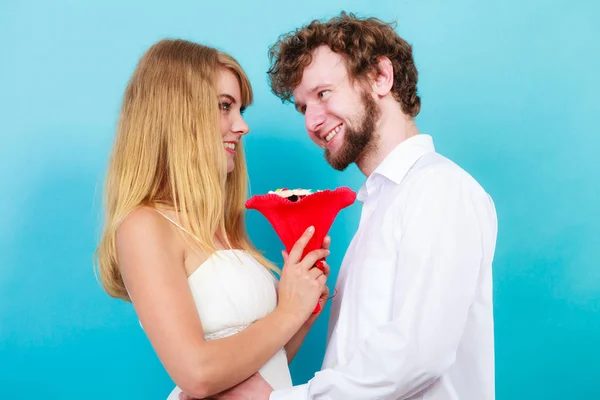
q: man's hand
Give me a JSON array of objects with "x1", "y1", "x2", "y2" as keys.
[{"x1": 179, "y1": 373, "x2": 273, "y2": 400}]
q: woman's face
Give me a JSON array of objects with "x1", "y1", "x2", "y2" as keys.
[{"x1": 217, "y1": 68, "x2": 249, "y2": 173}]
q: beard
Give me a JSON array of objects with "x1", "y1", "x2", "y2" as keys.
[{"x1": 325, "y1": 91, "x2": 381, "y2": 171}]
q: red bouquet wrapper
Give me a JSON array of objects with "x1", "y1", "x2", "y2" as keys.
[{"x1": 245, "y1": 186, "x2": 357, "y2": 314}]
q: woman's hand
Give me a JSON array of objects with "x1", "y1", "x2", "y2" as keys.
[
  {"x1": 280, "y1": 234, "x2": 332, "y2": 364},
  {"x1": 297, "y1": 235, "x2": 331, "y2": 317},
  {"x1": 276, "y1": 226, "x2": 330, "y2": 322}
]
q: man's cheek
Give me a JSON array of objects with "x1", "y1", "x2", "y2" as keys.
[{"x1": 310, "y1": 134, "x2": 325, "y2": 149}]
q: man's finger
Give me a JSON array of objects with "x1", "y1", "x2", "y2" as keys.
[
  {"x1": 322, "y1": 235, "x2": 331, "y2": 250},
  {"x1": 321, "y1": 284, "x2": 330, "y2": 299},
  {"x1": 320, "y1": 261, "x2": 331, "y2": 276}
]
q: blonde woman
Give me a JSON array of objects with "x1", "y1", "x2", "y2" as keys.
[{"x1": 95, "y1": 39, "x2": 330, "y2": 400}]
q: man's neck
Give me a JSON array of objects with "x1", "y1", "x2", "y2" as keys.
[{"x1": 357, "y1": 102, "x2": 419, "y2": 177}]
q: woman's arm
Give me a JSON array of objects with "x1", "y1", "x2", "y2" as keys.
[
  {"x1": 284, "y1": 259, "x2": 331, "y2": 364},
  {"x1": 285, "y1": 315, "x2": 315, "y2": 364},
  {"x1": 117, "y1": 209, "x2": 328, "y2": 399}
]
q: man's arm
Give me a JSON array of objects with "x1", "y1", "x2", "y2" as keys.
[{"x1": 270, "y1": 169, "x2": 497, "y2": 400}]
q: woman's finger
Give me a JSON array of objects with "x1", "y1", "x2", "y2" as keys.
[{"x1": 288, "y1": 226, "x2": 315, "y2": 263}]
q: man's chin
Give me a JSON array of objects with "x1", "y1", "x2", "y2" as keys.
[
  {"x1": 326, "y1": 154, "x2": 353, "y2": 171},
  {"x1": 326, "y1": 144, "x2": 358, "y2": 171}
]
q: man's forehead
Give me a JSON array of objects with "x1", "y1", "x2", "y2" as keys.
[
  {"x1": 309, "y1": 45, "x2": 344, "y2": 69},
  {"x1": 294, "y1": 47, "x2": 347, "y2": 96}
]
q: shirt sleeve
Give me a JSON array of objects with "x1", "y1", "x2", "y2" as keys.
[{"x1": 271, "y1": 168, "x2": 497, "y2": 400}]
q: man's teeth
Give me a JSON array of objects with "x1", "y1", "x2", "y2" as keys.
[
  {"x1": 224, "y1": 142, "x2": 236, "y2": 150},
  {"x1": 325, "y1": 125, "x2": 341, "y2": 142}
]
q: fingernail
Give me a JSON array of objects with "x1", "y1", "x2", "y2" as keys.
[{"x1": 308, "y1": 226, "x2": 314, "y2": 232}]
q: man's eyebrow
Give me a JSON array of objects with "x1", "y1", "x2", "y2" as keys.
[
  {"x1": 294, "y1": 84, "x2": 330, "y2": 112},
  {"x1": 308, "y1": 84, "x2": 330, "y2": 95}
]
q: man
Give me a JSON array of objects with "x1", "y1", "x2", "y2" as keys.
[{"x1": 184, "y1": 11, "x2": 497, "y2": 400}]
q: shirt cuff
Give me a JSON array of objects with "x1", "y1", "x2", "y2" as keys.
[{"x1": 269, "y1": 383, "x2": 309, "y2": 400}]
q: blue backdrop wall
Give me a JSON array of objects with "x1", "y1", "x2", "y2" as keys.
[{"x1": 1, "y1": 0, "x2": 598, "y2": 398}]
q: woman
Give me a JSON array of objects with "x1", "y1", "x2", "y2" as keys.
[{"x1": 95, "y1": 39, "x2": 330, "y2": 399}]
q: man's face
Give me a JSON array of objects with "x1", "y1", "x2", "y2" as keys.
[{"x1": 292, "y1": 46, "x2": 380, "y2": 171}]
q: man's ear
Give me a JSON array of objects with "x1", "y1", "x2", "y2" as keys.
[{"x1": 372, "y1": 56, "x2": 394, "y2": 97}]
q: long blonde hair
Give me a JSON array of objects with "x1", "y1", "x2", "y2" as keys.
[{"x1": 96, "y1": 39, "x2": 277, "y2": 301}]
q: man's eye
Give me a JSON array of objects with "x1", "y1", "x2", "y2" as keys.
[
  {"x1": 318, "y1": 90, "x2": 330, "y2": 98},
  {"x1": 301, "y1": 105, "x2": 307, "y2": 115}
]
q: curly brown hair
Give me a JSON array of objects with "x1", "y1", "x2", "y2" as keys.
[{"x1": 267, "y1": 12, "x2": 421, "y2": 117}]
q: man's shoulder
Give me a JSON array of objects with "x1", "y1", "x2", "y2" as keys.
[
  {"x1": 409, "y1": 151, "x2": 471, "y2": 181},
  {"x1": 405, "y1": 151, "x2": 490, "y2": 198},
  {"x1": 397, "y1": 152, "x2": 493, "y2": 206}
]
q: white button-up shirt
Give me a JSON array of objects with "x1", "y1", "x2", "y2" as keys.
[{"x1": 271, "y1": 134, "x2": 497, "y2": 400}]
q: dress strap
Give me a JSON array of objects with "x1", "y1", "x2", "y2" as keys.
[
  {"x1": 155, "y1": 209, "x2": 231, "y2": 251},
  {"x1": 154, "y1": 209, "x2": 198, "y2": 240}
]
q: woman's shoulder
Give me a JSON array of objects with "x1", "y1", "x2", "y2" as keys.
[
  {"x1": 116, "y1": 206, "x2": 188, "y2": 261},
  {"x1": 115, "y1": 206, "x2": 189, "y2": 276},
  {"x1": 117, "y1": 206, "x2": 170, "y2": 241}
]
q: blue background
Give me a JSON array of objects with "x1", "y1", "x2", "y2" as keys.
[{"x1": 1, "y1": 0, "x2": 598, "y2": 398}]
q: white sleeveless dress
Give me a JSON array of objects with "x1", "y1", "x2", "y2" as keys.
[{"x1": 154, "y1": 212, "x2": 293, "y2": 399}]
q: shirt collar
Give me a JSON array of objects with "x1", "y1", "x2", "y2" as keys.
[{"x1": 357, "y1": 134, "x2": 435, "y2": 202}]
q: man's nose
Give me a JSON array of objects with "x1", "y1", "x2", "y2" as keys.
[{"x1": 305, "y1": 105, "x2": 326, "y2": 134}]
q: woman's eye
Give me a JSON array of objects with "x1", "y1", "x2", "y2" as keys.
[{"x1": 220, "y1": 102, "x2": 232, "y2": 112}]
